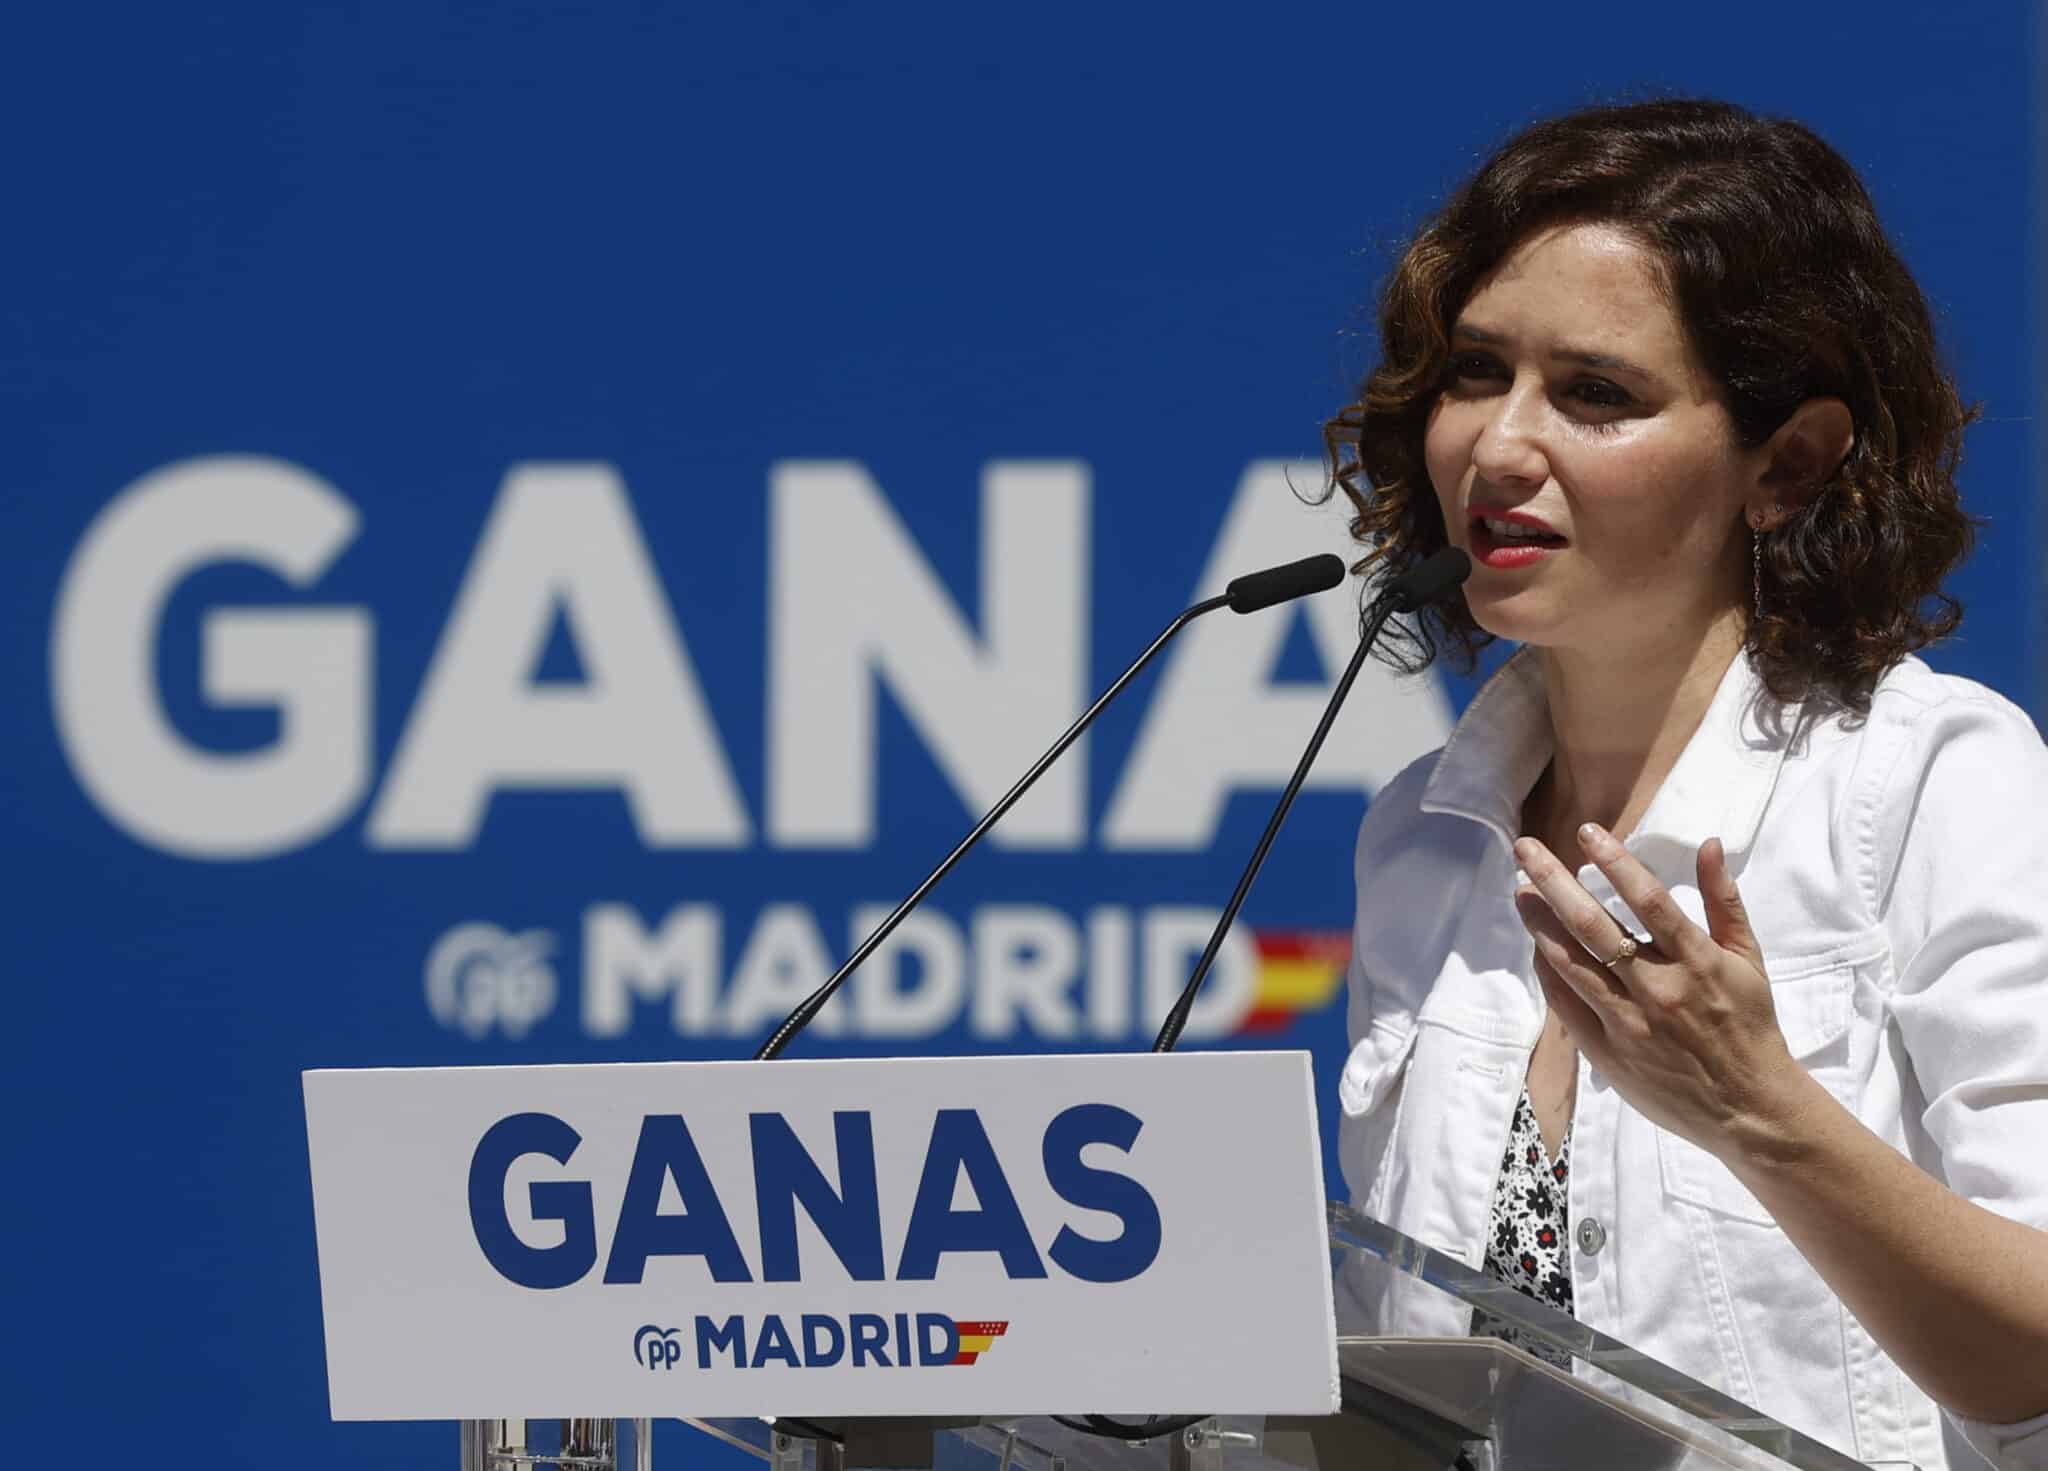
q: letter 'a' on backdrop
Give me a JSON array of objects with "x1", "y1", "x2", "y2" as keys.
[{"x1": 302, "y1": 1052, "x2": 1339, "y2": 1419}]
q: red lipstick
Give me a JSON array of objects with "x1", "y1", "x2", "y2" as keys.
[{"x1": 1468, "y1": 507, "x2": 1566, "y2": 569}]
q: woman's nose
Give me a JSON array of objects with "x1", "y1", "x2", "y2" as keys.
[{"x1": 1471, "y1": 385, "x2": 1550, "y2": 486}]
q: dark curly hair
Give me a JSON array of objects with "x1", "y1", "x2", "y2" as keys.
[{"x1": 1324, "y1": 98, "x2": 1977, "y2": 712}]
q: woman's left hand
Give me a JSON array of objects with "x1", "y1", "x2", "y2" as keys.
[{"x1": 1513, "y1": 823, "x2": 1812, "y2": 1161}]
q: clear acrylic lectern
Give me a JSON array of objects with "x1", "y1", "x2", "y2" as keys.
[{"x1": 468, "y1": 1201, "x2": 1895, "y2": 1471}]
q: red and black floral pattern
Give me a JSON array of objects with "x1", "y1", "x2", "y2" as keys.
[{"x1": 1471, "y1": 1088, "x2": 1575, "y2": 1365}]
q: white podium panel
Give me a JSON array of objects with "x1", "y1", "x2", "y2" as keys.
[{"x1": 304, "y1": 1051, "x2": 1337, "y2": 1420}]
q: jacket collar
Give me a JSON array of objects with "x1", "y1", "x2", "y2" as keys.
[{"x1": 1418, "y1": 645, "x2": 1803, "y2": 865}]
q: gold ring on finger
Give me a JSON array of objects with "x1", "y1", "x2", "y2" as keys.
[{"x1": 1602, "y1": 934, "x2": 1639, "y2": 968}]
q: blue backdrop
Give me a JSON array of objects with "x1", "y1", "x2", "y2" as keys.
[{"x1": 4, "y1": 5, "x2": 2040, "y2": 1466}]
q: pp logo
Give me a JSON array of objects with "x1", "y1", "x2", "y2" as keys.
[
  {"x1": 425, "y1": 923, "x2": 557, "y2": 1039},
  {"x1": 634, "y1": 1325, "x2": 683, "y2": 1371}
]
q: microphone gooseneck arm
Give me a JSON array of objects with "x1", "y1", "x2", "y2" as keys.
[
  {"x1": 754, "y1": 553, "x2": 1347, "y2": 1061},
  {"x1": 1150, "y1": 547, "x2": 1471, "y2": 1053}
]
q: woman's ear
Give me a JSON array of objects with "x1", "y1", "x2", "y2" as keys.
[{"x1": 1752, "y1": 397, "x2": 1855, "y2": 529}]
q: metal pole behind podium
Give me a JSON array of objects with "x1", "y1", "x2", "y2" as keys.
[{"x1": 461, "y1": 1419, "x2": 651, "y2": 1470}]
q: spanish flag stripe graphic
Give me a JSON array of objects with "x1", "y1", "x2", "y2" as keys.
[
  {"x1": 1239, "y1": 931, "x2": 1349, "y2": 1034},
  {"x1": 1253, "y1": 932, "x2": 1352, "y2": 964},
  {"x1": 948, "y1": 1318, "x2": 1007, "y2": 1365},
  {"x1": 1256, "y1": 956, "x2": 1345, "y2": 1008}
]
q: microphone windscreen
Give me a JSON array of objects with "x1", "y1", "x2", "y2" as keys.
[
  {"x1": 1383, "y1": 547, "x2": 1472, "y2": 612},
  {"x1": 1225, "y1": 553, "x2": 1346, "y2": 614}
]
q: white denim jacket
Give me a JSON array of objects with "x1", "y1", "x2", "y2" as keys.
[{"x1": 1338, "y1": 648, "x2": 2048, "y2": 1471}]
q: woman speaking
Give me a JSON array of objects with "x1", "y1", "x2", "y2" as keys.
[{"x1": 1330, "y1": 99, "x2": 2048, "y2": 1470}]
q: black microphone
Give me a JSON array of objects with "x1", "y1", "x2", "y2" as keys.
[
  {"x1": 753, "y1": 551, "x2": 1348, "y2": 1060},
  {"x1": 1150, "y1": 547, "x2": 1471, "y2": 1052},
  {"x1": 1379, "y1": 545, "x2": 1473, "y2": 613},
  {"x1": 1226, "y1": 554, "x2": 1347, "y2": 613}
]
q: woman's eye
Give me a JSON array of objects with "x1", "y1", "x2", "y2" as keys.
[
  {"x1": 1449, "y1": 352, "x2": 1501, "y2": 381},
  {"x1": 1570, "y1": 378, "x2": 1632, "y2": 409}
]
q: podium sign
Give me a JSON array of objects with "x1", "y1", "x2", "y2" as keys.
[{"x1": 303, "y1": 1051, "x2": 1338, "y2": 1420}]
